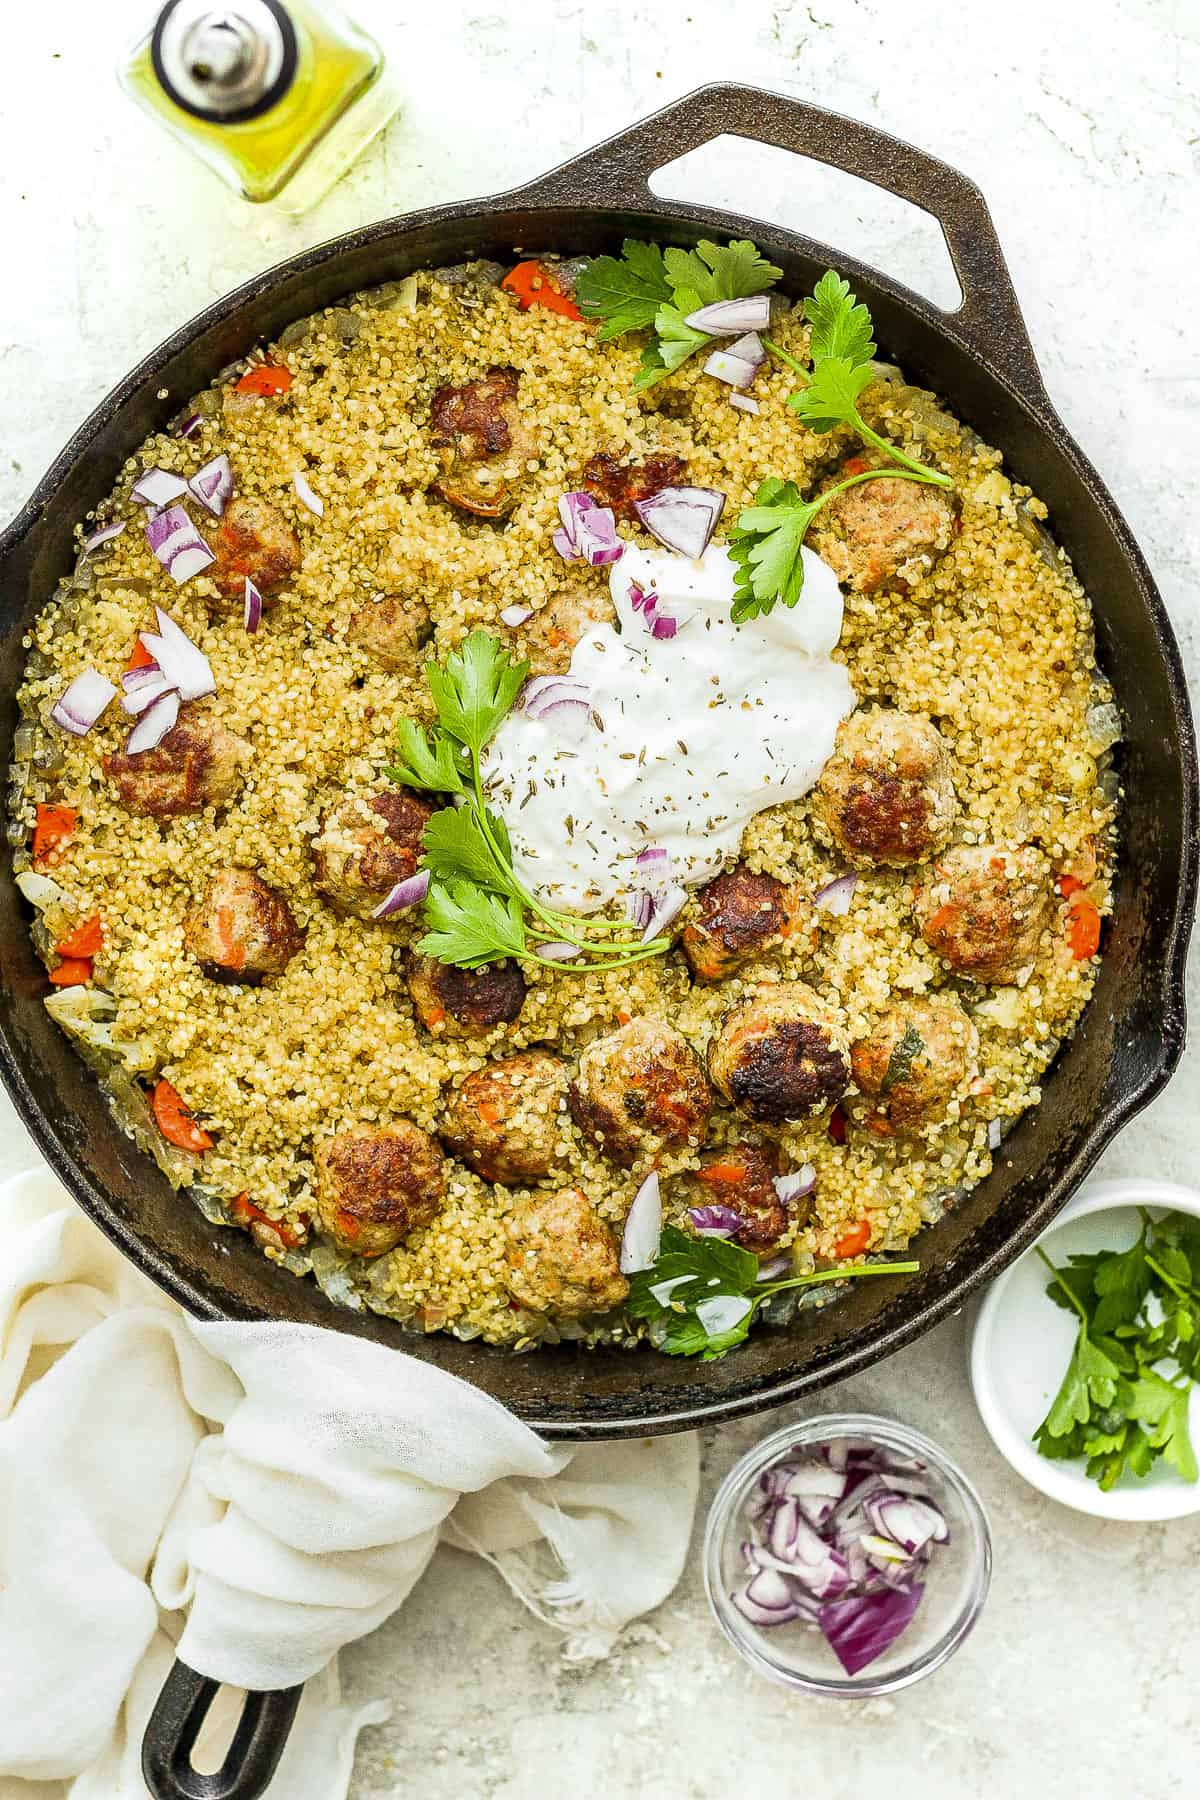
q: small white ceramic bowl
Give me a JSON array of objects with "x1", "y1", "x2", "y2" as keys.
[{"x1": 970, "y1": 1177, "x2": 1200, "y2": 1520}]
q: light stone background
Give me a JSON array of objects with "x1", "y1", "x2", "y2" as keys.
[{"x1": 2, "y1": 1, "x2": 1199, "y2": 1794}]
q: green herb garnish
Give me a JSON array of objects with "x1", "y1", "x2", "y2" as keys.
[
  {"x1": 627, "y1": 1225, "x2": 919, "y2": 1361},
  {"x1": 390, "y1": 631, "x2": 671, "y2": 975},
  {"x1": 576, "y1": 237, "x2": 783, "y2": 392},
  {"x1": 880, "y1": 1023, "x2": 926, "y2": 1097},
  {"x1": 1032, "y1": 1211, "x2": 1200, "y2": 1491}
]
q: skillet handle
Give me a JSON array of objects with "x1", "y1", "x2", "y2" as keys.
[
  {"x1": 141, "y1": 1660, "x2": 303, "y2": 1800},
  {"x1": 504, "y1": 81, "x2": 1050, "y2": 410}
]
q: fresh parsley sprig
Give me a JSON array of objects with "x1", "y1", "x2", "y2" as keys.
[
  {"x1": 728, "y1": 468, "x2": 911, "y2": 624},
  {"x1": 627, "y1": 1225, "x2": 919, "y2": 1361},
  {"x1": 389, "y1": 632, "x2": 672, "y2": 974},
  {"x1": 1032, "y1": 1211, "x2": 1200, "y2": 1491},
  {"x1": 577, "y1": 237, "x2": 783, "y2": 392}
]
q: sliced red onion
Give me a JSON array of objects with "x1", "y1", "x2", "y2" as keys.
[
  {"x1": 756, "y1": 1254, "x2": 791, "y2": 1282},
  {"x1": 177, "y1": 412, "x2": 203, "y2": 439},
  {"x1": 188, "y1": 453, "x2": 234, "y2": 518},
  {"x1": 243, "y1": 577, "x2": 263, "y2": 634},
  {"x1": 140, "y1": 607, "x2": 215, "y2": 701},
  {"x1": 122, "y1": 661, "x2": 162, "y2": 690},
  {"x1": 640, "y1": 882, "x2": 688, "y2": 944},
  {"x1": 730, "y1": 393, "x2": 760, "y2": 415},
  {"x1": 82, "y1": 520, "x2": 127, "y2": 555},
  {"x1": 131, "y1": 467, "x2": 189, "y2": 508},
  {"x1": 687, "y1": 1204, "x2": 744, "y2": 1238},
  {"x1": 635, "y1": 845, "x2": 672, "y2": 876},
  {"x1": 145, "y1": 505, "x2": 215, "y2": 585},
  {"x1": 124, "y1": 689, "x2": 180, "y2": 754},
  {"x1": 815, "y1": 872, "x2": 858, "y2": 916},
  {"x1": 371, "y1": 869, "x2": 430, "y2": 919},
  {"x1": 734, "y1": 1566, "x2": 804, "y2": 1628},
  {"x1": 551, "y1": 526, "x2": 575, "y2": 559},
  {"x1": 522, "y1": 675, "x2": 591, "y2": 716},
  {"x1": 50, "y1": 669, "x2": 117, "y2": 736},
  {"x1": 121, "y1": 673, "x2": 175, "y2": 716},
  {"x1": 774, "y1": 1164, "x2": 816, "y2": 1205},
  {"x1": 634, "y1": 486, "x2": 725, "y2": 561},
  {"x1": 537, "y1": 940, "x2": 583, "y2": 962},
  {"x1": 685, "y1": 294, "x2": 773, "y2": 335},
  {"x1": 554, "y1": 491, "x2": 624, "y2": 567},
  {"x1": 649, "y1": 613, "x2": 678, "y2": 641},
  {"x1": 695, "y1": 1293, "x2": 753, "y2": 1337},
  {"x1": 619, "y1": 1171, "x2": 661, "y2": 1274},
  {"x1": 987, "y1": 1118, "x2": 1003, "y2": 1151},
  {"x1": 293, "y1": 470, "x2": 324, "y2": 516},
  {"x1": 863, "y1": 1493, "x2": 948, "y2": 1554},
  {"x1": 704, "y1": 347, "x2": 759, "y2": 390},
  {"x1": 818, "y1": 1585, "x2": 924, "y2": 1678},
  {"x1": 500, "y1": 604, "x2": 533, "y2": 627}
]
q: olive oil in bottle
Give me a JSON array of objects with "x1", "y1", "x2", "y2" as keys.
[{"x1": 120, "y1": 0, "x2": 398, "y2": 214}]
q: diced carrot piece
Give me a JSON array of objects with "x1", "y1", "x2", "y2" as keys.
[
  {"x1": 231, "y1": 1192, "x2": 306, "y2": 1249},
  {"x1": 834, "y1": 1219, "x2": 871, "y2": 1258},
  {"x1": 152, "y1": 1079, "x2": 214, "y2": 1153},
  {"x1": 477, "y1": 1098, "x2": 503, "y2": 1128},
  {"x1": 617, "y1": 1009, "x2": 632, "y2": 1027},
  {"x1": 1056, "y1": 873, "x2": 1084, "y2": 899},
  {"x1": 1066, "y1": 894, "x2": 1102, "y2": 960},
  {"x1": 422, "y1": 1003, "x2": 446, "y2": 1030},
  {"x1": 500, "y1": 260, "x2": 583, "y2": 321},
  {"x1": 697, "y1": 1160, "x2": 748, "y2": 1186},
  {"x1": 235, "y1": 364, "x2": 293, "y2": 396},
  {"x1": 842, "y1": 455, "x2": 871, "y2": 476},
  {"x1": 49, "y1": 956, "x2": 92, "y2": 986},
  {"x1": 126, "y1": 638, "x2": 155, "y2": 673},
  {"x1": 55, "y1": 914, "x2": 102, "y2": 958},
  {"x1": 33, "y1": 804, "x2": 78, "y2": 867}
]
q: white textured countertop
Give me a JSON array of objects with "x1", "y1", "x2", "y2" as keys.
[{"x1": 3, "y1": 2, "x2": 1199, "y2": 1794}]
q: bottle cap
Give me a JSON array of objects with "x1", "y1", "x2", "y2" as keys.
[{"x1": 151, "y1": 0, "x2": 298, "y2": 123}]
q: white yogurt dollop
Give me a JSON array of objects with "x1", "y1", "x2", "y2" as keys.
[{"x1": 484, "y1": 542, "x2": 856, "y2": 913}]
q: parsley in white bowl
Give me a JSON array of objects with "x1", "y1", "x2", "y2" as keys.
[{"x1": 969, "y1": 1179, "x2": 1200, "y2": 1520}]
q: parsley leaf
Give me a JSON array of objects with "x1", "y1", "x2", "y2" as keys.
[
  {"x1": 1092, "y1": 1235, "x2": 1152, "y2": 1334},
  {"x1": 575, "y1": 240, "x2": 674, "y2": 340},
  {"x1": 426, "y1": 630, "x2": 529, "y2": 759},
  {"x1": 420, "y1": 804, "x2": 517, "y2": 898},
  {"x1": 633, "y1": 302, "x2": 711, "y2": 393},
  {"x1": 803, "y1": 269, "x2": 876, "y2": 368},
  {"x1": 418, "y1": 880, "x2": 526, "y2": 969},
  {"x1": 787, "y1": 355, "x2": 875, "y2": 433},
  {"x1": 663, "y1": 239, "x2": 783, "y2": 306},
  {"x1": 387, "y1": 718, "x2": 469, "y2": 795}
]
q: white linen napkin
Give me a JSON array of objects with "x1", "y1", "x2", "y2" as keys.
[{"x1": 0, "y1": 1168, "x2": 699, "y2": 1798}]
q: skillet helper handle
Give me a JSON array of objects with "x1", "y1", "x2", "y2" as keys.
[
  {"x1": 506, "y1": 81, "x2": 1050, "y2": 409},
  {"x1": 141, "y1": 1660, "x2": 304, "y2": 1800}
]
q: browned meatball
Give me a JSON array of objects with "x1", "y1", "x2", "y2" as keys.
[
  {"x1": 441, "y1": 1051, "x2": 568, "y2": 1184},
  {"x1": 682, "y1": 866, "x2": 810, "y2": 982},
  {"x1": 915, "y1": 845, "x2": 1052, "y2": 985},
  {"x1": 182, "y1": 867, "x2": 303, "y2": 982},
  {"x1": 347, "y1": 592, "x2": 431, "y2": 670},
  {"x1": 429, "y1": 367, "x2": 536, "y2": 519},
  {"x1": 815, "y1": 709, "x2": 957, "y2": 868},
  {"x1": 568, "y1": 1017, "x2": 712, "y2": 1167},
  {"x1": 851, "y1": 994, "x2": 978, "y2": 1128},
  {"x1": 210, "y1": 496, "x2": 302, "y2": 603},
  {"x1": 505, "y1": 1185, "x2": 629, "y2": 1317},
  {"x1": 812, "y1": 461, "x2": 957, "y2": 593},
  {"x1": 314, "y1": 1120, "x2": 446, "y2": 1258},
  {"x1": 313, "y1": 791, "x2": 433, "y2": 918},
  {"x1": 408, "y1": 953, "x2": 526, "y2": 1036},
  {"x1": 103, "y1": 707, "x2": 250, "y2": 817},
  {"x1": 688, "y1": 1142, "x2": 804, "y2": 1254},
  {"x1": 709, "y1": 983, "x2": 850, "y2": 1124},
  {"x1": 581, "y1": 451, "x2": 688, "y2": 521}
]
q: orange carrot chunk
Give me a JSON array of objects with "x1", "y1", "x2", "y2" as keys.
[
  {"x1": 55, "y1": 914, "x2": 103, "y2": 958},
  {"x1": 152, "y1": 1079, "x2": 214, "y2": 1153},
  {"x1": 33, "y1": 803, "x2": 78, "y2": 867},
  {"x1": 834, "y1": 1220, "x2": 871, "y2": 1259},
  {"x1": 49, "y1": 957, "x2": 93, "y2": 986},
  {"x1": 235, "y1": 364, "x2": 293, "y2": 396},
  {"x1": 1066, "y1": 894, "x2": 1102, "y2": 960},
  {"x1": 500, "y1": 260, "x2": 583, "y2": 321}
]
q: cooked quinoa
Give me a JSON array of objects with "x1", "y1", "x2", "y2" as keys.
[{"x1": 7, "y1": 257, "x2": 1118, "y2": 1350}]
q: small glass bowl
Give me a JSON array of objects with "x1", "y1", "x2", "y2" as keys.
[{"x1": 703, "y1": 1412, "x2": 992, "y2": 1696}]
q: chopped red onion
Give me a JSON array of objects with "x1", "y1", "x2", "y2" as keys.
[
  {"x1": 815, "y1": 872, "x2": 858, "y2": 916},
  {"x1": 635, "y1": 846, "x2": 671, "y2": 877},
  {"x1": 188, "y1": 453, "x2": 234, "y2": 518},
  {"x1": 756, "y1": 1254, "x2": 792, "y2": 1282},
  {"x1": 649, "y1": 613, "x2": 678, "y2": 641},
  {"x1": 554, "y1": 491, "x2": 625, "y2": 567},
  {"x1": 685, "y1": 294, "x2": 773, "y2": 335},
  {"x1": 371, "y1": 869, "x2": 430, "y2": 919},
  {"x1": 633, "y1": 486, "x2": 726, "y2": 561},
  {"x1": 50, "y1": 669, "x2": 117, "y2": 736},
  {"x1": 293, "y1": 470, "x2": 324, "y2": 516},
  {"x1": 499, "y1": 604, "x2": 533, "y2": 627},
  {"x1": 551, "y1": 526, "x2": 575, "y2": 560},
  {"x1": 121, "y1": 673, "x2": 175, "y2": 716},
  {"x1": 243, "y1": 577, "x2": 263, "y2": 634},
  {"x1": 145, "y1": 505, "x2": 215, "y2": 585},
  {"x1": 687, "y1": 1204, "x2": 744, "y2": 1238},
  {"x1": 521, "y1": 676, "x2": 593, "y2": 721},
  {"x1": 818, "y1": 1585, "x2": 925, "y2": 1678},
  {"x1": 730, "y1": 393, "x2": 760, "y2": 415},
  {"x1": 124, "y1": 689, "x2": 180, "y2": 754},
  {"x1": 704, "y1": 346, "x2": 760, "y2": 390},
  {"x1": 774, "y1": 1164, "x2": 816, "y2": 1205},
  {"x1": 628, "y1": 582, "x2": 657, "y2": 613},
  {"x1": 131, "y1": 467, "x2": 190, "y2": 508},
  {"x1": 640, "y1": 882, "x2": 688, "y2": 944},
  {"x1": 537, "y1": 939, "x2": 583, "y2": 962},
  {"x1": 987, "y1": 1118, "x2": 1003, "y2": 1151},
  {"x1": 140, "y1": 607, "x2": 216, "y2": 701},
  {"x1": 82, "y1": 520, "x2": 128, "y2": 555},
  {"x1": 619, "y1": 1171, "x2": 661, "y2": 1274},
  {"x1": 177, "y1": 412, "x2": 203, "y2": 439}
]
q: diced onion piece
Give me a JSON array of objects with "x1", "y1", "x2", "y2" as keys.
[
  {"x1": 704, "y1": 347, "x2": 759, "y2": 390},
  {"x1": 521, "y1": 676, "x2": 592, "y2": 719},
  {"x1": 142, "y1": 606, "x2": 216, "y2": 701},
  {"x1": 684, "y1": 295, "x2": 773, "y2": 335},
  {"x1": 987, "y1": 1118, "x2": 1003, "y2": 1150},
  {"x1": 16, "y1": 869, "x2": 69, "y2": 908},
  {"x1": 293, "y1": 470, "x2": 324, "y2": 516},
  {"x1": 686, "y1": 1204, "x2": 744, "y2": 1238},
  {"x1": 633, "y1": 486, "x2": 726, "y2": 561},
  {"x1": 500, "y1": 604, "x2": 533, "y2": 627},
  {"x1": 82, "y1": 520, "x2": 127, "y2": 555},
  {"x1": 537, "y1": 940, "x2": 583, "y2": 962},
  {"x1": 815, "y1": 872, "x2": 858, "y2": 915},
  {"x1": 121, "y1": 673, "x2": 175, "y2": 716},
  {"x1": 177, "y1": 412, "x2": 203, "y2": 439},
  {"x1": 551, "y1": 525, "x2": 575, "y2": 560},
  {"x1": 817, "y1": 1585, "x2": 924, "y2": 1678},
  {"x1": 131, "y1": 467, "x2": 190, "y2": 507},
  {"x1": 370, "y1": 869, "x2": 430, "y2": 919},
  {"x1": 145, "y1": 505, "x2": 215, "y2": 585},
  {"x1": 243, "y1": 577, "x2": 263, "y2": 634},
  {"x1": 730, "y1": 393, "x2": 760, "y2": 414},
  {"x1": 50, "y1": 668, "x2": 117, "y2": 736},
  {"x1": 124, "y1": 689, "x2": 180, "y2": 754},
  {"x1": 187, "y1": 453, "x2": 234, "y2": 518},
  {"x1": 774, "y1": 1164, "x2": 817, "y2": 1204},
  {"x1": 554, "y1": 490, "x2": 624, "y2": 566},
  {"x1": 635, "y1": 846, "x2": 671, "y2": 877},
  {"x1": 640, "y1": 882, "x2": 687, "y2": 944},
  {"x1": 695, "y1": 1293, "x2": 752, "y2": 1336},
  {"x1": 619, "y1": 1170, "x2": 661, "y2": 1273}
]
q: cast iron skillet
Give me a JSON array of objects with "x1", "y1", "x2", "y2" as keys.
[{"x1": 0, "y1": 86, "x2": 1195, "y2": 1798}]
